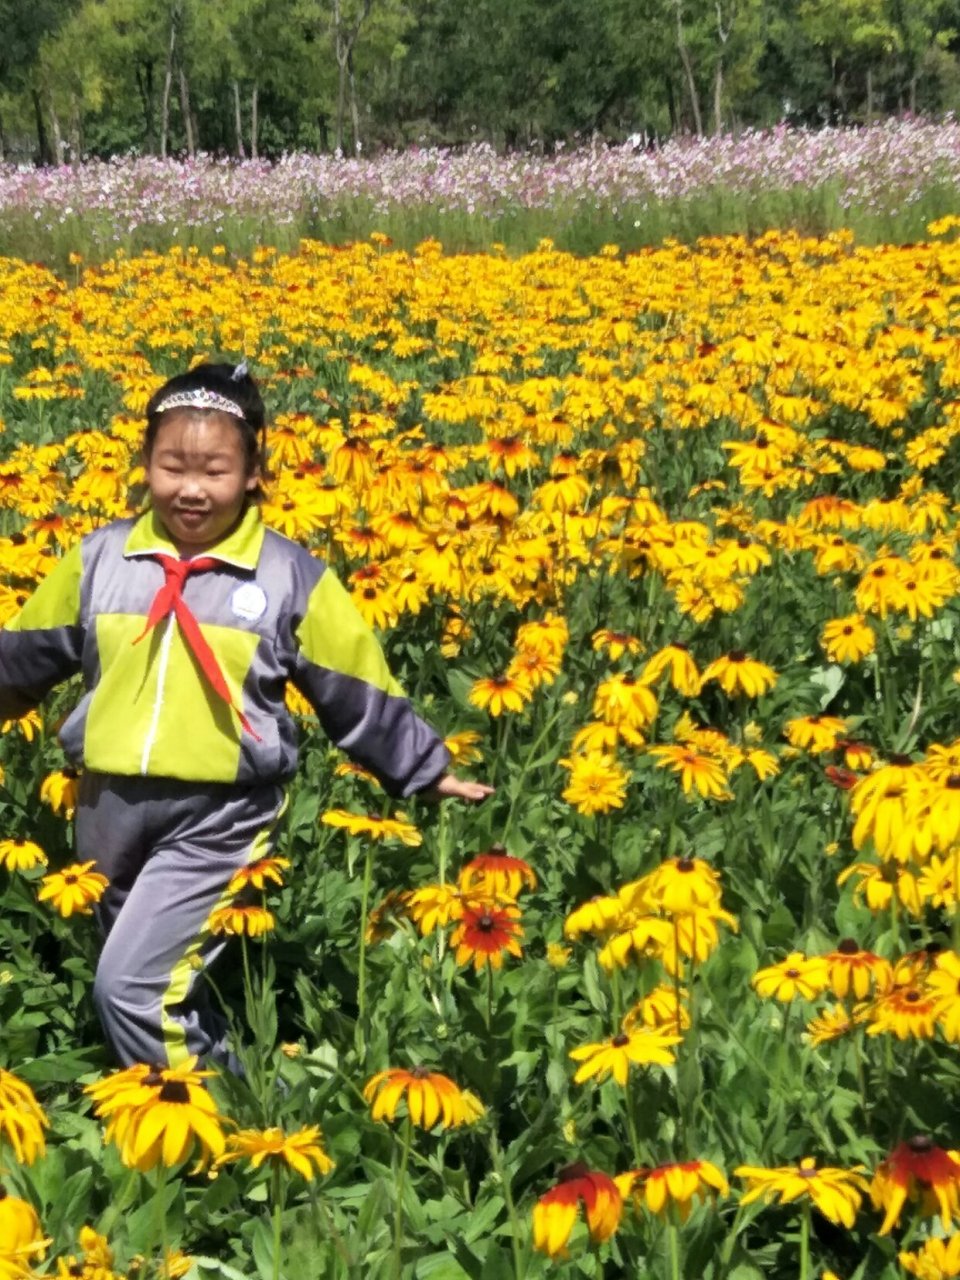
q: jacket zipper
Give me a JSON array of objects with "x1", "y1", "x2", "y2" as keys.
[{"x1": 140, "y1": 614, "x2": 176, "y2": 774}]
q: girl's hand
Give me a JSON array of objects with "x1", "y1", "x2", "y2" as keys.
[{"x1": 423, "y1": 773, "x2": 495, "y2": 803}]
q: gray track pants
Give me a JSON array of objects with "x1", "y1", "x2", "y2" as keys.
[{"x1": 76, "y1": 772, "x2": 286, "y2": 1070}]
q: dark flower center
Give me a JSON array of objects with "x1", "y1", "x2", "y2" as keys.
[
  {"x1": 728, "y1": 649, "x2": 746, "y2": 662},
  {"x1": 837, "y1": 938, "x2": 860, "y2": 955},
  {"x1": 612, "y1": 1033, "x2": 630, "y2": 1047},
  {"x1": 909, "y1": 1134, "x2": 934, "y2": 1153},
  {"x1": 159, "y1": 1080, "x2": 190, "y2": 1103}
]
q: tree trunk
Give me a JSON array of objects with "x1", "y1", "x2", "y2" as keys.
[
  {"x1": 69, "y1": 93, "x2": 81, "y2": 165},
  {"x1": 232, "y1": 79, "x2": 245, "y2": 157},
  {"x1": 137, "y1": 61, "x2": 157, "y2": 153},
  {"x1": 160, "y1": 11, "x2": 177, "y2": 158},
  {"x1": 665, "y1": 75, "x2": 678, "y2": 133},
  {"x1": 909, "y1": 74, "x2": 917, "y2": 113},
  {"x1": 331, "y1": 0, "x2": 373, "y2": 156},
  {"x1": 250, "y1": 83, "x2": 259, "y2": 160},
  {"x1": 48, "y1": 92, "x2": 65, "y2": 165},
  {"x1": 0, "y1": 110, "x2": 6, "y2": 163},
  {"x1": 348, "y1": 48, "x2": 361, "y2": 154},
  {"x1": 713, "y1": 0, "x2": 729, "y2": 135},
  {"x1": 178, "y1": 64, "x2": 195, "y2": 156},
  {"x1": 866, "y1": 65, "x2": 874, "y2": 122},
  {"x1": 673, "y1": 0, "x2": 703, "y2": 135},
  {"x1": 32, "y1": 88, "x2": 50, "y2": 165},
  {"x1": 713, "y1": 60, "x2": 723, "y2": 133}
]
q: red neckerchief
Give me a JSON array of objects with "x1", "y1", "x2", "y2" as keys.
[{"x1": 133, "y1": 554, "x2": 261, "y2": 741}]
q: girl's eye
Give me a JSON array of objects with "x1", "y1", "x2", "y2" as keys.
[{"x1": 207, "y1": 471, "x2": 226, "y2": 478}]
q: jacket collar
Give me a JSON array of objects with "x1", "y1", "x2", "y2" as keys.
[{"x1": 123, "y1": 504, "x2": 265, "y2": 570}]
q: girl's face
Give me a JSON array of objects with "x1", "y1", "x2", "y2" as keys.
[{"x1": 145, "y1": 411, "x2": 259, "y2": 553}]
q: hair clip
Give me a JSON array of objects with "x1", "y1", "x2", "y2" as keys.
[{"x1": 231, "y1": 360, "x2": 249, "y2": 382}]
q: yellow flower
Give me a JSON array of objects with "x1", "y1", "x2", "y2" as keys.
[
  {"x1": 443, "y1": 730, "x2": 484, "y2": 765},
  {"x1": 617, "y1": 1159, "x2": 728, "y2": 1221},
  {"x1": 1, "y1": 710, "x2": 42, "y2": 741},
  {"x1": 804, "y1": 1004, "x2": 857, "y2": 1047},
  {"x1": 568, "y1": 1027, "x2": 681, "y2": 1085},
  {"x1": 871, "y1": 1137, "x2": 960, "y2": 1235},
  {"x1": 899, "y1": 1232, "x2": 960, "y2": 1278},
  {"x1": 735, "y1": 1157, "x2": 869, "y2": 1227},
  {"x1": 37, "y1": 861, "x2": 108, "y2": 916},
  {"x1": 467, "y1": 673, "x2": 533, "y2": 716},
  {"x1": 227, "y1": 856, "x2": 291, "y2": 894},
  {"x1": 647, "y1": 745, "x2": 730, "y2": 798},
  {"x1": 784, "y1": 715, "x2": 848, "y2": 753},
  {"x1": 0, "y1": 1189, "x2": 48, "y2": 1267},
  {"x1": 0, "y1": 1067, "x2": 48, "y2": 1164},
  {"x1": 752, "y1": 952, "x2": 831, "y2": 1002},
  {"x1": 85, "y1": 1058, "x2": 225, "y2": 1172},
  {"x1": 208, "y1": 904, "x2": 275, "y2": 937},
  {"x1": 699, "y1": 651, "x2": 777, "y2": 698},
  {"x1": 561, "y1": 753, "x2": 630, "y2": 815},
  {"x1": 622, "y1": 984, "x2": 690, "y2": 1034},
  {"x1": 363, "y1": 1067, "x2": 484, "y2": 1129},
  {"x1": 641, "y1": 644, "x2": 701, "y2": 696},
  {"x1": 563, "y1": 894, "x2": 623, "y2": 939},
  {"x1": 820, "y1": 614, "x2": 876, "y2": 664},
  {"x1": 216, "y1": 1125, "x2": 335, "y2": 1180},
  {"x1": 0, "y1": 839, "x2": 47, "y2": 873},
  {"x1": 546, "y1": 942, "x2": 572, "y2": 968},
  {"x1": 458, "y1": 847, "x2": 537, "y2": 897},
  {"x1": 644, "y1": 857, "x2": 723, "y2": 913},
  {"x1": 532, "y1": 1165, "x2": 622, "y2": 1259},
  {"x1": 39, "y1": 768, "x2": 80, "y2": 818},
  {"x1": 320, "y1": 809, "x2": 422, "y2": 845}
]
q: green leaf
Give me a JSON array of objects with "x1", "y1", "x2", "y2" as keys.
[{"x1": 250, "y1": 1216, "x2": 276, "y2": 1279}]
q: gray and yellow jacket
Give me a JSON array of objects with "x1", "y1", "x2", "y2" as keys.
[{"x1": 0, "y1": 506, "x2": 450, "y2": 796}]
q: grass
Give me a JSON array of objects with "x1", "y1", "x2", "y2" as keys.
[{"x1": 3, "y1": 178, "x2": 960, "y2": 271}]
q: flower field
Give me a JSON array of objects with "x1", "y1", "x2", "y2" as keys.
[
  {"x1": 5, "y1": 226, "x2": 960, "y2": 1277},
  {"x1": 5, "y1": 120, "x2": 960, "y2": 264}
]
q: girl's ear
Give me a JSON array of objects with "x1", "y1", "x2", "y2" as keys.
[{"x1": 245, "y1": 468, "x2": 261, "y2": 493}]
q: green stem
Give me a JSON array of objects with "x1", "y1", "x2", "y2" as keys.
[
  {"x1": 953, "y1": 843, "x2": 960, "y2": 952},
  {"x1": 499, "y1": 704, "x2": 565, "y2": 843},
  {"x1": 669, "y1": 1220, "x2": 681, "y2": 1280},
  {"x1": 489, "y1": 1128, "x2": 524, "y2": 1280},
  {"x1": 799, "y1": 1200, "x2": 811, "y2": 1280},
  {"x1": 717, "y1": 1204, "x2": 746, "y2": 1279},
  {"x1": 609, "y1": 962, "x2": 624, "y2": 1033},
  {"x1": 624, "y1": 1072, "x2": 644, "y2": 1169},
  {"x1": 153, "y1": 1163, "x2": 170, "y2": 1280},
  {"x1": 357, "y1": 841, "x2": 375, "y2": 1057},
  {"x1": 393, "y1": 1115, "x2": 414, "y2": 1277},
  {"x1": 271, "y1": 1161, "x2": 285, "y2": 1280},
  {"x1": 96, "y1": 1166, "x2": 139, "y2": 1239}
]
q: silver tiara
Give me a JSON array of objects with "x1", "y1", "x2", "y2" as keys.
[{"x1": 155, "y1": 388, "x2": 246, "y2": 419}]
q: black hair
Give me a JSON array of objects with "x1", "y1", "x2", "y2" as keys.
[{"x1": 143, "y1": 362, "x2": 270, "y2": 497}]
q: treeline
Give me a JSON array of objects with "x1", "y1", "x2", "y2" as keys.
[{"x1": 2, "y1": 0, "x2": 960, "y2": 163}]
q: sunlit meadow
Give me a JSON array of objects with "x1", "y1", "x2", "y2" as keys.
[{"x1": 5, "y1": 222, "x2": 960, "y2": 1277}]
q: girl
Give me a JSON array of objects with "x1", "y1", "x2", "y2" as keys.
[{"x1": 0, "y1": 361, "x2": 491, "y2": 1070}]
